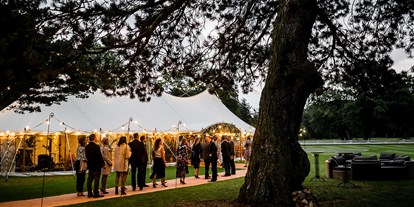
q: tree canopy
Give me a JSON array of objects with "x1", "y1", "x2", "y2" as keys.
[{"x1": 1, "y1": 0, "x2": 414, "y2": 206}]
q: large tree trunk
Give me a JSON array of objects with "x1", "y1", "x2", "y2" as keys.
[{"x1": 238, "y1": 0, "x2": 323, "y2": 206}]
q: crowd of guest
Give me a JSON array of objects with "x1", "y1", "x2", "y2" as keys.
[{"x1": 75, "y1": 133, "x2": 252, "y2": 198}]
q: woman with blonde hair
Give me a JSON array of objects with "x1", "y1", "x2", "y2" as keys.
[
  {"x1": 100, "y1": 137, "x2": 112, "y2": 194},
  {"x1": 114, "y1": 136, "x2": 131, "y2": 195},
  {"x1": 149, "y1": 138, "x2": 168, "y2": 187}
]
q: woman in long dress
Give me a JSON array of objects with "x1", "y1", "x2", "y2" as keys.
[
  {"x1": 176, "y1": 138, "x2": 190, "y2": 184},
  {"x1": 100, "y1": 137, "x2": 112, "y2": 194},
  {"x1": 114, "y1": 136, "x2": 131, "y2": 195},
  {"x1": 191, "y1": 138, "x2": 202, "y2": 179},
  {"x1": 75, "y1": 136, "x2": 87, "y2": 197},
  {"x1": 150, "y1": 138, "x2": 168, "y2": 187}
]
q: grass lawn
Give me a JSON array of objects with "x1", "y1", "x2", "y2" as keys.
[{"x1": 1, "y1": 144, "x2": 413, "y2": 207}]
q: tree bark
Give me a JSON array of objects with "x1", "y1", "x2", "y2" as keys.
[{"x1": 238, "y1": 0, "x2": 323, "y2": 206}]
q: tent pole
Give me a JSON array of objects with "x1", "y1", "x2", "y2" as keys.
[
  {"x1": 127, "y1": 117, "x2": 132, "y2": 142},
  {"x1": 65, "y1": 128, "x2": 75, "y2": 177},
  {"x1": 47, "y1": 113, "x2": 54, "y2": 156}
]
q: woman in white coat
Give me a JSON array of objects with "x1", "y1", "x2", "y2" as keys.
[
  {"x1": 114, "y1": 136, "x2": 131, "y2": 195},
  {"x1": 100, "y1": 137, "x2": 112, "y2": 194}
]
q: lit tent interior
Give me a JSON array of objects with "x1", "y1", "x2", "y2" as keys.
[{"x1": 0, "y1": 90, "x2": 254, "y2": 174}]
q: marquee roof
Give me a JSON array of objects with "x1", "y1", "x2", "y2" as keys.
[{"x1": 0, "y1": 90, "x2": 255, "y2": 134}]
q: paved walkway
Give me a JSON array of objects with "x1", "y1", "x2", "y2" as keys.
[{"x1": 0, "y1": 165, "x2": 247, "y2": 207}]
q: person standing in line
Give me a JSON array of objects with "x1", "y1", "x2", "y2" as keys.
[
  {"x1": 191, "y1": 138, "x2": 202, "y2": 179},
  {"x1": 229, "y1": 136, "x2": 236, "y2": 175},
  {"x1": 150, "y1": 138, "x2": 168, "y2": 187},
  {"x1": 208, "y1": 135, "x2": 219, "y2": 182},
  {"x1": 138, "y1": 135, "x2": 149, "y2": 190},
  {"x1": 201, "y1": 136, "x2": 211, "y2": 179},
  {"x1": 114, "y1": 136, "x2": 131, "y2": 195},
  {"x1": 75, "y1": 136, "x2": 87, "y2": 197},
  {"x1": 85, "y1": 134, "x2": 105, "y2": 198},
  {"x1": 129, "y1": 133, "x2": 149, "y2": 191},
  {"x1": 176, "y1": 138, "x2": 190, "y2": 184},
  {"x1": 100, "y1": 137, "x2": 112, "y2": 194},
  {"x1": 220, "y1": 135, "x2": 231, "y2": 176},
  {"x1": 129, "y1": 133, "x2": 140, "y2": 191},
  {"x1": 244, "y1": 136, "x2": 252, "y2": 167}
]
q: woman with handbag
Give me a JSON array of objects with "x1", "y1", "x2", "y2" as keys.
[
  {"x1": 114, "y1": 136, "x2": 131, "y2": 195},
  {"x1": 75, "y1": 136, "x2": 88, "y2": 196}
]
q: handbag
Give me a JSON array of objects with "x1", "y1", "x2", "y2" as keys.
[{"x1": 80, "y1": 160, "x2": 88, "y2": 172}]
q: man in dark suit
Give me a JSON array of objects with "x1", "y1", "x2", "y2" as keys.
[
  {"x1": 201, "y1": 136, "x2": 211, "y2": 179},
  {"x1": 220, "y1": 135, "x2": 231, "y2": 176},
  {"x1": 229, "y1": 136, "x2": 236, "y2": 175},
  {"x1": 209, "y1": 135, "x2": 219, "y2": 182},
  {"x1": 85, "y1": 134, "x2": 105, "y2": 198},
  {"x1": 129, "y1": 133, "x2": 149, "y2": 191}
]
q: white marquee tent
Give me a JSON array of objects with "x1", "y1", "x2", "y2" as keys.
[{"x1": 0, "y1": 90, "x2": 255, "y2": 134}]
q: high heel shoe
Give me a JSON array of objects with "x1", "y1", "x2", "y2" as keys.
[
  {"x1": 161, "y1": 183, "x2": 168, "y2": 187},
  {"x1": 121, "y1": 187, "x2": 126, "y2": 195},
  {"x1": 153, "y1": 183, "x2": 157, "y2": 188},
  {"x1": 195, "y1": 175, "x2": 199, "y2": 179},
  {"x1": 180, "y1": 180, "x2": 186, "y2": 184},
  {"x1": 100, "y1": 189, "x2": 109, "y2": 194},
  {"x1": 115, "y1": 187, "x2": 118, "y2": 195}
]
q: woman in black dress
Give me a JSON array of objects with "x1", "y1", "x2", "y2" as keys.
[
  {"x1": 149, "y1": 138, "x2": 168, "y2": 187},
  {"x1": 191, "y1": 138, "x2": 202, "y2": 178}
]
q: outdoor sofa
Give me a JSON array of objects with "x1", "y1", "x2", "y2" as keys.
[{"x1": 325, "y1": 153, "x2": 414, "y2": 180}]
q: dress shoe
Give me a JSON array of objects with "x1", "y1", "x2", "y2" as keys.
[
  {"x1": 143, "y1": 184, "x2": 150, "y2": 187},
  {"x1": 93, "y1": 194, "x2": 104, "y2": 198},
  {"x1": 87, "y1": 194, "x2": 94, "y2": 198},
  {"x1": 161, "y1": 183, "x2": 168, "y2": 187},
  {"x1": 139, "y1": 187, "x2": 143, "y2": 190},
  {"x1": 205, "y1": 176, "x2": 211, "y2": 179}
]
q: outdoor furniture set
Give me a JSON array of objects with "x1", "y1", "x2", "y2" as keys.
[{"x1": 326, "y1": 153, "x2": 414, "y2": 180}]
